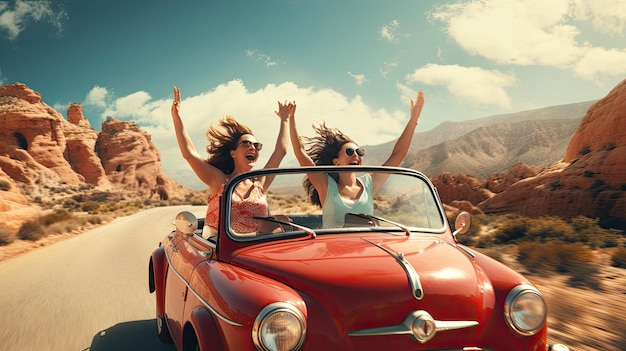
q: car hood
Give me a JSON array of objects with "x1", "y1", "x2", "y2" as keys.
[{"x1": 232, "y1": 234, "x2": 495, "y2": 328}]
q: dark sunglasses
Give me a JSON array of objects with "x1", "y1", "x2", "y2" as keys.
[
  {"x1": 238, "y1": 140, "x2": 263, "y2": 151},
  {"x1": 344, "y1": 147, "x2": 366, "y2": 157}
]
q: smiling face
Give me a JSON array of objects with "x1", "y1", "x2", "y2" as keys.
[
  {"x1": 333, "y1": 142, "x2": 365, "y2": 166},
  {"x1": 230, "y1": 134, "x2": 261, "y2": 172}
]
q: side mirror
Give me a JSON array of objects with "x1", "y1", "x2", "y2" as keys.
[
  {"x1": 452, "y1": 211, "x2": 471, "y2": 238},
  {"x1": 174, "y1": 211, "x2": 198, "y2": 235}
]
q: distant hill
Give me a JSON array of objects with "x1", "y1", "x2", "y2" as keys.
[{"x1": 363, "y1": 100, "x2": 595, "y2": 178}]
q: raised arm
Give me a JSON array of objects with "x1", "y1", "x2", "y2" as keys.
[
  {"x1": 171, "y1": 86, "x2": 222, "y2": 189},
  {"x1": 382, "y1": 91, "x2": 424, "y2": 167},
  {"x1": 373, "y1": 91, "x2": 424, "y2": 192},
  {"x1": 288, "y1": 102, "x2": 315, "y2": 167},
  {"x1": 288, "y1": 102, "x2": 329, "y2": 203},
  {"x1": 263, "y1": 101, "x2": 291, "y2": 169},
  {"x1": 259, "y1": 101, "x2": 291, "y2": 190}
]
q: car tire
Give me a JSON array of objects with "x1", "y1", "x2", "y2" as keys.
[
  {"x1": 183, "y1": 328, "x2": 201, "y2": 351},
  {"x1": 157, "y1": 313, "x2": 172, "y2": 343}
]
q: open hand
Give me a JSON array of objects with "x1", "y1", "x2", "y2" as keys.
[
  {"x1": 410, "y1": 91, "x2": 424, "y2": 121},
  {"x1": 172, "y1": 86, "x2": 181, "y2": 116},
  {"x1": 275, "y1": 100, "x2": 296, "y2": 120}
]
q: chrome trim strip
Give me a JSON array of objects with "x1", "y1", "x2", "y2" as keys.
[
  {"x1": 363, "y1": 238, "x2": 424, "y2": 300},
  {"x1": 348, "y1": 310, "x2": 478, "y2": 337},
  {"x1": 164, "y1": 246, "x2": 242, "y2": 327}
]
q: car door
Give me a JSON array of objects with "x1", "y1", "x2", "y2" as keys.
[{"x1": 164, "y1": 232, "x2": 205, "y2": 345}]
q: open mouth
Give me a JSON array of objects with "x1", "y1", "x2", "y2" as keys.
[{"x1": 246, "y1": 155, "x2": 256, "y2": 161}]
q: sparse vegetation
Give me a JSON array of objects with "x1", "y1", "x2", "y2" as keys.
[
  {"x1": 612, "y1": 248, "x2": 626, "y2": 268},
  {"x1": 17, "y1": 220, "x2": 45, "y2": 241},
  {"x1": 0, "y1": 180, "x2": 11, "y2": 191},
  {"x1": 485, "y1": 214, "x2": 625, "y2": 288},
  {"x1": 0, "y1": 183, "x2": 205, "y2": 255},
  {"x1": 0, "y1": 227, "x2": 14, "y2": 246}
]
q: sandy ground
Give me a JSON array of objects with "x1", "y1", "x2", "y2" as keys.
[{"x1": 1, "y1": 231, "x2": 624, "y2": 350}]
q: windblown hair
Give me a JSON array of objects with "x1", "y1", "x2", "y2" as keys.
[
  {"x1": 205, "y1": 115, "x2": 253, "y2": 175},
  {"x1": 302, "y1": 122, "x2": 355, "y2": 207}
]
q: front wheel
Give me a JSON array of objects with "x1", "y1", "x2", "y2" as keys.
[{"x1": 156, "y1": 313, "x2": 172, "y2": 343}]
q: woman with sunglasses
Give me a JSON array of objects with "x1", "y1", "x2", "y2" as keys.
[
  {"x1": 289, "y1": 91, "x2": 425, "y2": 227},
  {"x1": 171, "y1": 86, "x2": 292, "y2": 235}
]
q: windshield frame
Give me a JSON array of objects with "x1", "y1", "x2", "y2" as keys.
[{"x1": 222, "y1": 166, "x2": 447, "y2": 242}]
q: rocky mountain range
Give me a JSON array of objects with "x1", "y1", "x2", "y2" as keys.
[
  {"x1": 433, "y1": 79, "x2": 626, "y2": 228},
  {"x1": 0, "y1": 79, "x2": 624, "y2": 232}
]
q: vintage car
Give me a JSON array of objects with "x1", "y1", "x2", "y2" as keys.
[{"x1": 148, "y1": 166, "x2": 569, "y2": 351}]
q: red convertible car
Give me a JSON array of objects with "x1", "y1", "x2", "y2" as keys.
[{"x1": 149, "y1": 166, "x2": 569, "y2": 351}]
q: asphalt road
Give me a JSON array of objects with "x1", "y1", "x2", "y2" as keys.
[{"x1": 0, "y1": 205, "x2": 205, "y2": 351}]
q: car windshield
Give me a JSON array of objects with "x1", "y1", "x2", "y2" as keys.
[{"x1": 223, "y1": 167, "x2": 445, "y2": 240}]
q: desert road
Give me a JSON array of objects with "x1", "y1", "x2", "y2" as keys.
[{"x1": 0, "y1": 206, "x2": 205, "y2": 351}]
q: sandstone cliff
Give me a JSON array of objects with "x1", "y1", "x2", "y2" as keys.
[
  {"x1": 0, "y1": 83, "x2": 191, "y2": 232},
  {"x1": 97, "y1": 117, "x2": 182, "y2": 200},
  {"x1": 477, "y1": 79, "x2": 626, "y2": 228}
]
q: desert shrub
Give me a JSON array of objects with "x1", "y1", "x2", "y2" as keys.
[
  {"x1": 492, "y1": 215, "x2": 617, "y2": 247},
  {"x1": 39, "y1": 209, "x2": 74, "y2": 226},
  {"x1": 62, "y1": 198, "x2": 81, "y2": 211},
  {"x1": 0, "y1": 227, "x2": 15, "y2": 245},
  {"x1": 517, "y1": 241, "x2": 600, "y2": 288},
  {"x1": 611, "y1": 248, "x2": 626, "y2": 268},
  {"x1": 45, "y1": 221, "x2": 81, "y2": 235},
  {"x1": 493, "y1": 217, "x2": 532, "y2": 244},
  {"x1": 525, "y1": 216, "x2": 574, "y2": 242},
  {"x1": 0, "y1": 180, "x2": 11, "y2": 191},
  {"x1": 17, "y1": 220, "x2": 46, "y2": 241},
  {"x1": 567, "y1": 216, "x2": 621, "y2": 248},
  {"x1": 86, "y1": 214, "x2": 112, "y2": 225},
  {"x1": 81, "y1": 201, "x2": 101, "y2": 213}
]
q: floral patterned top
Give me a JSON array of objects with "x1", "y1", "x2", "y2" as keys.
[{"x1": 205, "y1": 179, "x2": 269, "y2": 234}]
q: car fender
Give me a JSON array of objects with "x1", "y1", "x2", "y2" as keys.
[
  {"x1": 186, "y1": 307, "x2": 224, "y2": 351},
  {"x1": 190, "y1": 260, "x2": 307, "y2": 325},
  {"x1": 149, "y1": 246, "x2": 167, "y2": 315}
]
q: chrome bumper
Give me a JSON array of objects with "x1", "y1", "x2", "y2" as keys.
[{"x1": 548, "y1": 344, "x2": 569, "y2": 351}]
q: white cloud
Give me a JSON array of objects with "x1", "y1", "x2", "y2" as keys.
[
  {"x1": 0, "y1": 0, "x2": 67, "y2": 40},
  {"x1": 84, "y1": 86, "x2": 109, "y2": 108},
  {"x1": 245, "y1": 49, "x2": 281, "y2": 67},
  {"x1": 99, "y1": 80, "x2": 414, "y2": 189},
  {"x1": 428, "y1": 0, "x2": 626, "y2": 82},
  {"x1": 572, "y1": 46, "x2": 626, "y2": 80},
  {"x1": 380, "y1": 58, "x2": 399, "y2": 79},
  {"x1": 572, "y1": 0, "x2": 626, "y2": 36},
  {"x1": 405, "y1": 64, "x2": 517, "y2": 108},
  {"x1": 348, "y1": 71, "x2": 367, "y2": 86},
  {"x1": 379, "y1": 19, "x2": 408, "y2": 43}
]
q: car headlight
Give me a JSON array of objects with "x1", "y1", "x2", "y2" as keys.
[
  {"x1": 504, "y1": 285, "x2": 547, "y2": 336},
  {"x1": 252, "y1": 302, "x2": 306, "y2": 351}
]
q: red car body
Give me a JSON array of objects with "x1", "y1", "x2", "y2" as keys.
[{"x1": 149, "y1": 166, "x2": 569, "y2": 351}]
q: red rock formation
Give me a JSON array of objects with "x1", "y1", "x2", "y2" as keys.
[
  {"x1": 431, "y1": 172, "x2": 494, "y2": 206},
  {"x1": 96, "y1": 117, "x2": 183, "y2": 200},
  {"x1": 64, "y1": 103, "x2": 111, "y2": 187},
  {"x1": 0, "y1": 82, "x2": 190, "y2": 203},
  {"x1": 484, "y1": 163, "x2": 542, "y2": 193},
  {"x1": 0, "y1": 168, "x2": 39, "y2": 233},
  {"x1": 478, "y1": 79, "x2": 626, "y2": 228},
  {"x1": 0, "y1": 83, "x2": 83, "y2": 186}
]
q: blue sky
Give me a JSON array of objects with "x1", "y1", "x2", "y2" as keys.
[{"x1": 1, "y1": 0, "x2": 625, "y2": 189}]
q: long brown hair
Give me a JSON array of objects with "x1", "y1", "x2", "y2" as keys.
[
  {"x1": 205, "y1": 115, "x2": 253, "y2": 175},
  {"x1": 302, "y1": 122, "x2": 355, "y2": 206}
]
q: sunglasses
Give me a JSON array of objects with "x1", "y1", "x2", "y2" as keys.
[
  {"x1": 238, "y1": 140, "x2": 263, "y2": 151},
  {"x1": 344, "y1": 147, "x2": 366, "y2": 157}
]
